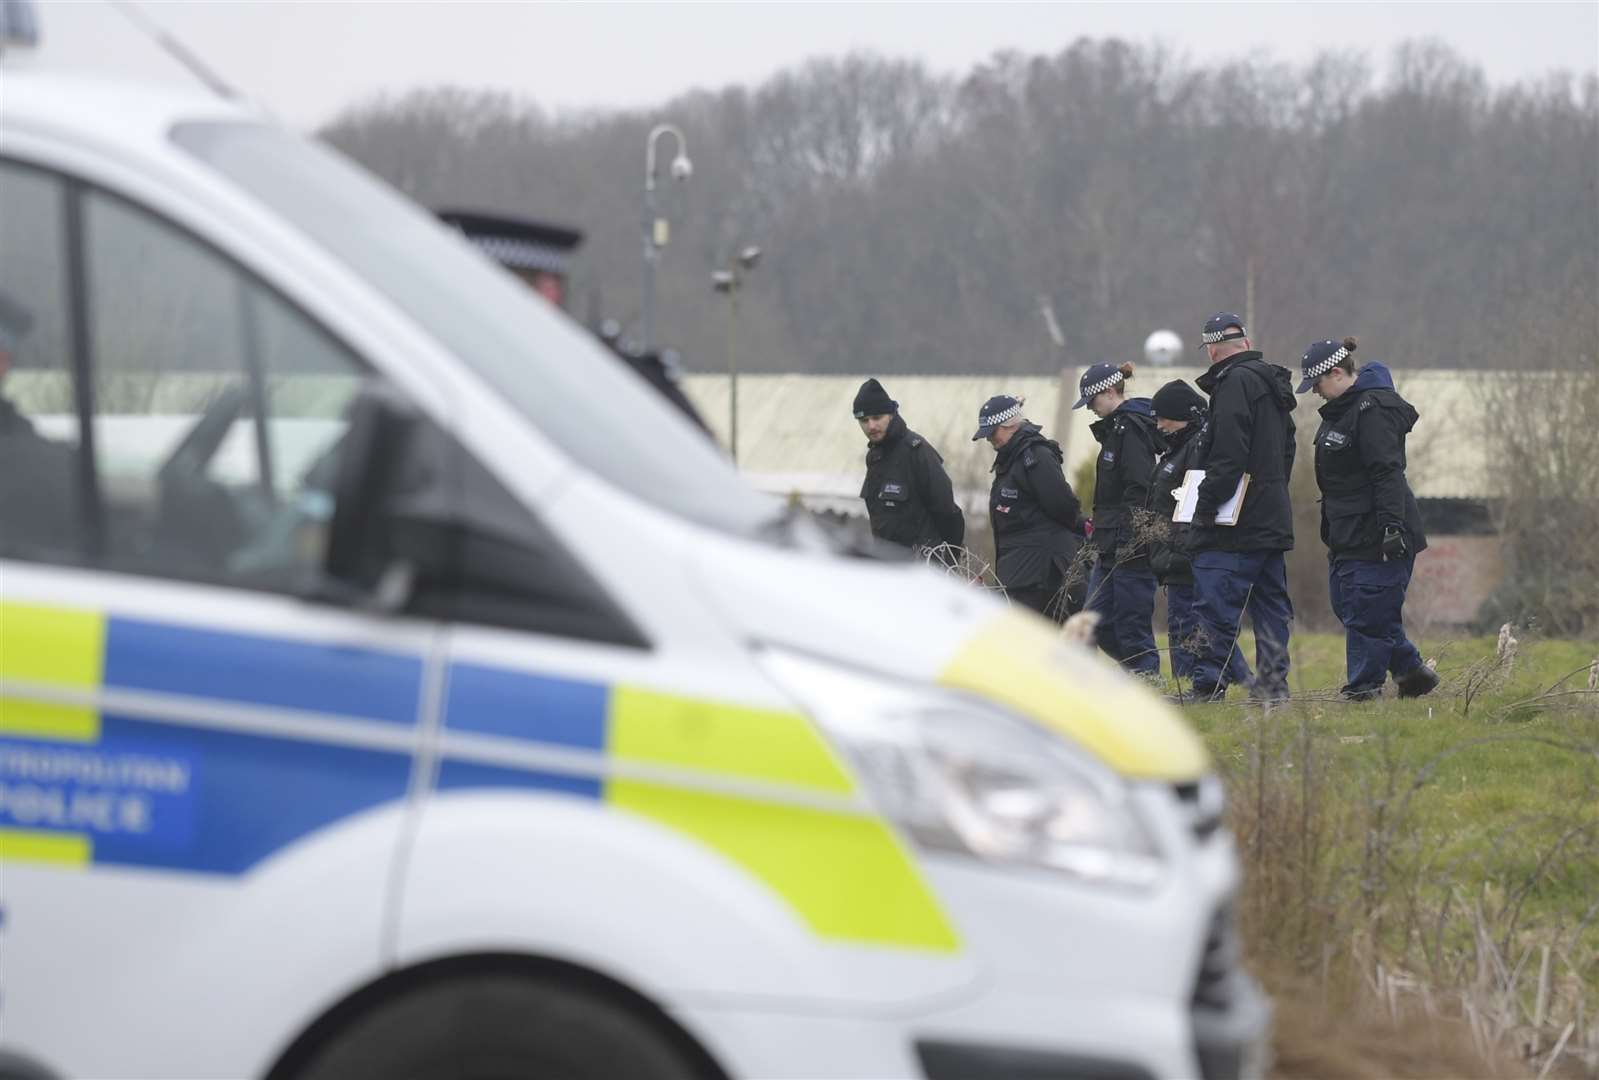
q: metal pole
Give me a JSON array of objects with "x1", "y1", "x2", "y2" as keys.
[
  {"x1": 1245, "y1": 253, "x2": 1256, "y2": 343},
  {"x1": 641, "y1": 124, "x2": 689, "y2": 354},
  {"x1": 728, "y1": 281, "x2": 740, "y2": 465}
]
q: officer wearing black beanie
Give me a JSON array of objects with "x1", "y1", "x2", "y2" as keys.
[
  {"x1": 854, "y1": 379, "x2": 964, "y2": 556},
  {"x1": 1146, "y1": 380, "x2": 1253, "y2": 691}
]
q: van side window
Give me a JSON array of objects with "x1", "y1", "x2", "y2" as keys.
[
  {"x1": 0, "y1": 162, "x2": 86, "y2": 560},
  {"x1": 78, "y1": 189, "x2": 363, "y2": 590},
  {"x1": 2, "y1": 163, "x2": 639, "y2": 645}
]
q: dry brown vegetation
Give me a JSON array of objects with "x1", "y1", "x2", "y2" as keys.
[{"x1": 1199, "y1": 634, "x2": 1599, "y2": 1078}]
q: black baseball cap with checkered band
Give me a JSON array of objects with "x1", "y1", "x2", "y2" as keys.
[
  {"x1": 1073, "y1": 362, "x2": 1128, "y2": 410},
  {"x1": 1297, "y1": 338, "x2": 1358, "y2": 393},
  {"x1": 1198, "y1": 311, "x2": 1248, "y2": 350},
  {"x1": 971, "y1": 394, "x2": 1025, "y2": 440}
]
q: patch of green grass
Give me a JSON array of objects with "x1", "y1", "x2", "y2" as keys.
[{"x1": 1172, "y1": 631, "x2": 1599, "y2": 1067}]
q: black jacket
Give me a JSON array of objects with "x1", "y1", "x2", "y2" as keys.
[
  {"x1": 1089, "y1": 398, "x2": 1163, "y2": 564},
  {"x1": 860, "y1": 415, "x2": 964, "y2": 551},
  {"x1": 1193, "y1": 351, "x2": 1298, "y2": 553},
  {"x1": 0, "y1": 396, "x2": 80, "y2": 557},
  {"x1": 1313, "y1": 362, "x2": 1427, "y2": 562},
  {"x1": 989, "y1": 424, "x2": 1083, "y2": 591},
  {"x1": 1146, "y1": 418, "x2": 1206, "y2": 585}
]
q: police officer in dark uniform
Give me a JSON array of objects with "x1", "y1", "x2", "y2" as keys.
[
  {"x1": 1188, "y1": 312, "x2": 1298, "y2": 702},
  {"x1": 973, "y1": 394, "x2": 1084, "y2": 621},
  {"x1": 0, "y1": 291, "x2": 80, "y2": 556},
  {"x1": 440, "y1": 208, "x2": 710, "y2": 432},
  {"x1": 1301, "y1": 337, "x2": 1440, "y2": 701},
  {"x1": 854, "y1": 378, "x2": 964, "y2": 555},
  {"x1": 1076, "y1": 362, "x2": 1162, "y2": 674},
  {"x1": 1147, "y1": 379, "x2": 1255, "y2": 689}
]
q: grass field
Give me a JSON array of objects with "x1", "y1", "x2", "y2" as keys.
[{"x1": 1168, "y1": 630, "x2": 1599, "y2": 1077}]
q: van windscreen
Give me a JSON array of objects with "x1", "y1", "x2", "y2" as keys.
[{"x1": 172, "y1": 120, "x2": 773, "y2": 538}]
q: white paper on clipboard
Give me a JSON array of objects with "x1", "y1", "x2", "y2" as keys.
[{"x1": 1172, "y1": 470, "x2": 1250, "y2": 526}]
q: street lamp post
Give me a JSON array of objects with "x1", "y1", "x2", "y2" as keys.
[
  {"x1": 642, "y1": 123, "x2": 692, "y2": 353},
  {"x1": 712, "y1": 246, "x2": 763, "y2": 465}
]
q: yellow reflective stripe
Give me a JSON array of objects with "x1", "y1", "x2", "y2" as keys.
[
  {"x1": 940, "y1": 610, "x2": 1209, "y2": 782},
  {"x1": 608, "y1": 686, "x2": 853, "y2": 795},
  {"x1": 0, "y1": 602, "x2": 104, "y2": 742},
  {"x1": 0, "y1": 699, "x2": 100, "y2": 742},
  {"x1": 0, "y1": 828, "x2": 91, "y2": 867},
  {"x1": 608, "y1": 778, "x2": 957, "y2": 952}
]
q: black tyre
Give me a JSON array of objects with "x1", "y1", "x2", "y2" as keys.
[{"x1": 291, "y1": 974, "x2": 713, "y2": 1080}]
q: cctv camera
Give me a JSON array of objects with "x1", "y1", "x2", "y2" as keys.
[
  {"x1": 737, "y1": 246, "x2": 762, "y2": 270},
  {"x1": 670, "y1": 154, "x2": 693, "y2": 181}
]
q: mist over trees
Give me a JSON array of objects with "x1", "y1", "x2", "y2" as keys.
[{"x1": 320, "y1": 39, "x2": 1598, "y2": 375}]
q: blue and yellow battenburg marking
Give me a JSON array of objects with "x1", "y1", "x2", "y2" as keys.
[
  {"x1": 1, "y1": 602, "x2": 418, "y2": 875},
  {"x1": 1, "y1": 601, "x2": 957, "y2": 951}
]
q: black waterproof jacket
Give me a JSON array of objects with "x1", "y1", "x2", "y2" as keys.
[
  {"x1": 1313, "y1": 362, "x2": 1427, "y2": 562},
  {"x1": 860, "y1": 415, "x2": 964, "y2": 552},
  {"x1": 0, "y1": 396, "x2": 80, "y2": 556},
  {"x1": 989, "y1": 424, "x2": 1083, "y2": 591},
  {"x1": 1193, "y1": 351, "x2": 1298, "y2": 553},
  {"x1": 1146, "y1": 418, "x2": 1206, "y2": 585},
  {"x1": 1089, "y1": 398, "x2": 1163, "y2": 565}
]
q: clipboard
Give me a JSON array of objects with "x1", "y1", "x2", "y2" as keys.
[{"x1": 1171, "y1": 470, "x2": 1250, "y2": 526}]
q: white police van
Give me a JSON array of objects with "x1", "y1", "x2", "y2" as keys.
[{"x1": 0, "y1": 7, "x2": 1267, "y2": 1078}]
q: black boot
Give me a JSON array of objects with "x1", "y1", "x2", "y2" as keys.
[{"x1": 1395, "y1": 664, "x2": 1440, "y2": 699}]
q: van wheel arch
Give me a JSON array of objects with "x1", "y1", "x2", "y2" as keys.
[{"x1": 263, "y1": 952, "x2": 730, "y2": 1080}]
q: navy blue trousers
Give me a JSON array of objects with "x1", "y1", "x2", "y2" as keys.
[
  {"x1": 1167, "y1": 583, "x2": 1254, "y2": 688},
  {"x1": 1328, "y1": 557, "x2": 1423, "y2": 695},
  {"x1": 1087, "y1": 558, "x2": 1160, "y2": 675},
  {"x1": 1190, "y1": 550, "x2": 1294, "y2": 699}
]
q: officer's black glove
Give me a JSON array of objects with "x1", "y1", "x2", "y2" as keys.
[{"x1": 1381, "y1": 525, "x2": 1409, "y2": 562}]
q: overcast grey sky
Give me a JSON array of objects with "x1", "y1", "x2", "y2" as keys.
[{"x1": 32, "y1": 1, "x2": 1599, "y2": 130}]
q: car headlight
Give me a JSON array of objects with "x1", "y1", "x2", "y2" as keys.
[{"x1": 759, "y1": 648, "x2": 1165, "y2": 889}]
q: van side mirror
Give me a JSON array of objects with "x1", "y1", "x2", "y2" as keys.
[{"x1": 319, "y1": 382, "x2": 420, "y2": 611}]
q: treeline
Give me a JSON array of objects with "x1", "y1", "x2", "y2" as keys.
[{"x1": 320, "y1": 40, "x2": 1598, "y2": 375}]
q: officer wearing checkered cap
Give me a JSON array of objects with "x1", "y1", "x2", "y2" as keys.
[
  {"x1": 1074, "y1": 362, "x2": 1163, "y2": 675},
  {"x1": 437, "y1": 209, "x2": 582, "y2": 309},
  {"x1": 853, "y1": 379, "x2": 964, "y2": 556},
  {"x1": 974, "y1": 394, "x2": 1085, "y2": 621},
  {"x1": 1301, "y1": 336, "x2": 1438, "y2": 701},
  {"x1": 439, "y1": 208, "x2": 710, "y2": 433},
  {"x1": 1183, "y1": 311, "x2": 1299, "y2": 702},
  {"x1": 0, "y1": 289, "x2": 82, "y2": 555}
]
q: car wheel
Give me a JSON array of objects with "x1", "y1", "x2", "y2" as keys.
[{"x1": 291, "y1": 973, "x2": 713, "y2": 1080}]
